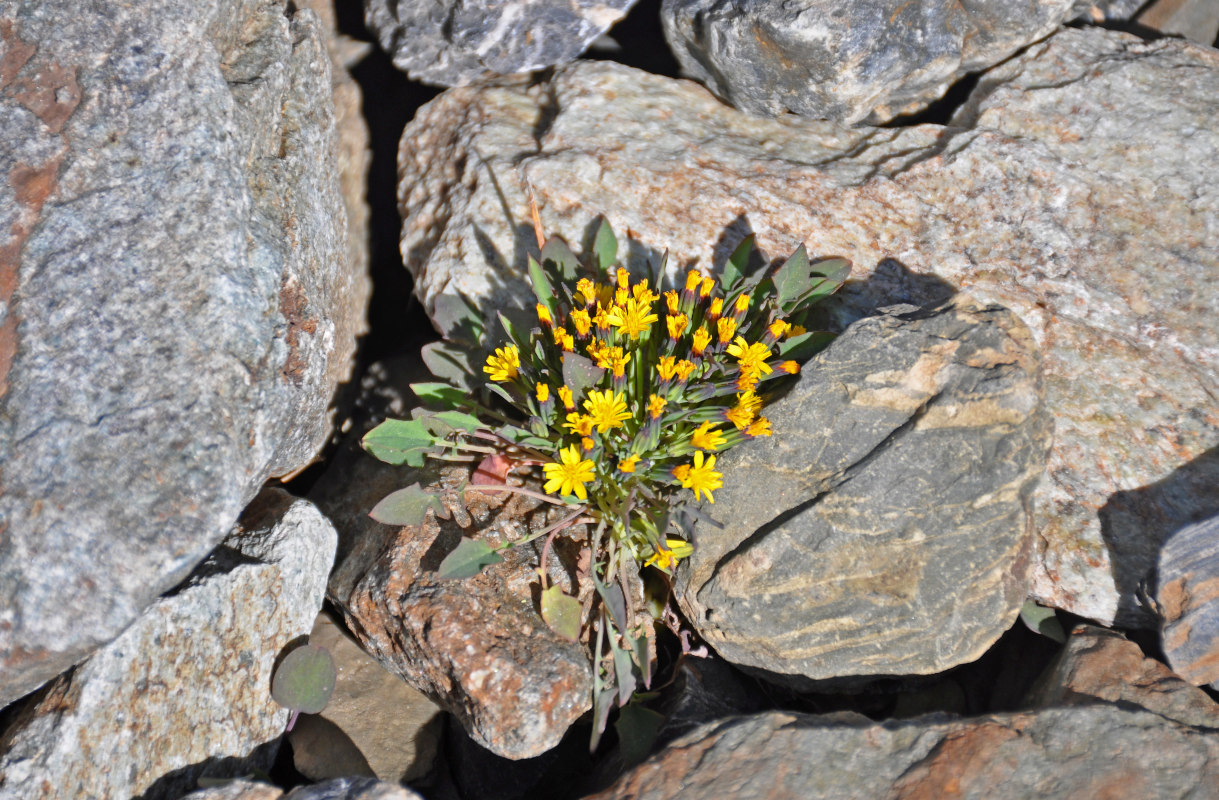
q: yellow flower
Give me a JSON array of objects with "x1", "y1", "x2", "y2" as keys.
[
  {"x1": 645, "y1": 537, "x2": 694, "y2": 570},
  {"x1": 691, "y1": 326, "x2": 712, "y2": 357},
  {"x1": 725, "y1": 390, "x2": 762, "y2": 430},
  {"x1": 576, "y1": 278, "x2": 597, "y2": 306},
  {"x1": 736, "y1": 369, "x2": 761, "y2": 392},
  {"x1": 570, "y1": 308, "x2": 592, "y2": 337},
  {"x1": 664, "y1": 290, "x2": 680, "y2": 314},
  {"x1": 678, "y1": 451, "x2": 722, "y2": 503},
  {"x1": 610, "y1": 352, "x2": 630, "y2": 379},
  {"x1": 537, "y1": 303, "x2": 554, "y2": 328},
  {"x1": 666, "y1": 313, "x2": 689, "y2": 340},
  {"x1": 592, "y1": 345, "x2": 627, "y2": 370},
  {"x1": 778, "y1": 360, "x2": 800, "y2": 375},
  {"x1": 717, "y1": 317, "x2": 737, "y2": 344},
  {"x1": 675, "y1": 359, "x2": 696, "y2": 381},
  {"x1": 615, "y1": 286, "x2": 629, "y2": 307},
  {"x1": 768, "y1": 319, "x2": 790, "y2": 340},
  {"x1": 691, "y1": 421, "x2": 726, "y2": 451},
  {"x1": 553, "y1": 329, "x2": 575, "y2": 351},
  {"x1": 584, "y1": 389, "x2": 631, "y2": 433},
  {"x1": 616, "y1": 266, "x2": 630, "y2": 289},
  {"x1": 726, "y1": 337, "x2": 772, "y2": 376},
  {"x1": 543, "y1": 444, "x2": 595, "y2": 500},
  {"x1": 787, "y1": 324, "x2": 806, "y2": 338},
  {"x1": 733, "y1": 293, "x2": 750, "y2": 314},
  {"x1": 632, "y1": 279, "x2": 658, "y2": 306},
  {"x1": 607, "y1": 297, "x2": 659, "y2": 339},
  {"x1": 483, "y1": 345, "x2": 520, "y2": 382},
  {"x1": 536, "y1": 383, "x2": 550, "y2": 403},
  {"x1": 745, "y1": 417, "x2": 772, "y2": 438},
  {"x1": 618, "y1": 454, "x2": 640, "y2": 473},
  {"x1": 708, "y1": 297, "x2": 724, "y2": 321},
  {"x1": 684, "y1": 269, "x2": 702, "y2": 293},
  {"x1": 593, "y1": 303, "x2": 613, "y2": 332},
  {"x1": 656, "y1": 356, "x2": 679, "y2": 382},
  {"x1": 582, "y1": 436, "x2": 596, "y2": 451},
  {"x1": 671, "y1": 463, "x2": 691, "y2": 482},
  {"x1": 564, "y1": 412, "x2": 594, "y2": 437},
  {"x1": 648, "y1": 394, "x2": 667, "y2": 419},
  {"x1": 557, "y1": 385, "x2": 575, "y2": 411},
  {"x1": 699, "y1": 276, "x2": 715, "y2": 298}
]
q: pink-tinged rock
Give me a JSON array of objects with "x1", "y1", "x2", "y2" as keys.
[
  {"x1": 397, "y1": 27, "x2": 1219, "y2": 627},
  {"x1": 1157, "y1": 515, "x2": 1219, "y2": 688}
]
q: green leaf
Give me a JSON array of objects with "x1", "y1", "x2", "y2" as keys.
[
  {"x1": 1019, "y1": 600, "x2": 1066, "y2": 644},
  {"x1": 562, "y1": 352, "x2": 605, "y2": 399},
  {"x1": 421, "y1": 341, "x2": 480, "y2": 393},
  {"x1": 593, "y1": 573, "x2": 629, "y2": 637},
  {"x1": 721, "y1": 234, "x2": 754, "y2": 290},
  {"x1": 362, "y1": 418, "x2": 436, "y2": 467},
  {"x1": 799, "y1": 257, "x2": 851, "y2": 308},
  {"x1": 778, "y1": 330, "x2": 836, "y2": 362},
  {"x1": 632, "y1": 629, "x2": 653, "y2": 688},
  {"x1": 772, "y1": 245, "x2": 810, "y2": 308},
  {"x1": 430, "y1": 292, "x2": 485, "y2": 346},
  {"x1": 498, "y1": 427, "x2": 554, "y2": 449},
  {"x1": 541, "y1": 585, "x2": 582, "y2": 642},
  {"x1": 420, "y1": 409, "x2": 483, "y2": 437},
  {"x1": 437, "y1": 537, "x2": 504, "y2": 579},
  {"x1": 369, "y1": 483, "x2": 444, "y2": 527},
  {"x1": 591, "y1": 216, "x2": 618, "y2": 272},
  {"x1": 541, "y1": 236, "x2": 581, "y2": 282},
  {"x1": 611, "y1": 639, "x2": 637, "y2": 706},
  {"x1": 615, "y1": 703, "x2": 665, "y2": 766},
  {"x1": 590, "y1": 687, "x2": 617, "y2": 752},
  {"x1": 410, "y1": 382, "x2": 467, "y2": 409},
  {"x1": 272, "y1": 643, "x2": 337, "y2": 715},
  {"x1": 528, "y1": 254, "x2": 557, "y2": 315}
]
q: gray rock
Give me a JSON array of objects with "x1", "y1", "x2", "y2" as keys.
[
  {"x1": 1138, "y1": 0, "x2": 1219, "y2": 45},
  {"x1": 396, "y1": 27, "x2": 1219, "y2": 627},
  {"x1": 661, "y1": 0, "x2": 1079, "y2": 124},
  {"x1": 365, "y1": 0, "x2": 636, "y2": 86},
  {"x1": 0, "y1": 0, "x2": 365, "y2": 706},
  {"x1": 183, "y1": 778, "x2": 426, "y2": 800},
  {"x1": 1026, "y1": 624, "x2": 1219, "y2": 728},
  {"x1": 676, "y1": 298, "x2": 1048, "y2": 684},
  {"x1": 1157, "y1": 515, "x2": 1219, "y2": 688},
  {"x1": 586, "y1": 707, "x2": 1219, "y2": 800},
  {"x1": 0, "y1": 490, "x2": 336, "y2": 800},
  {"x1": 313, "y1": 410, "x2": 593, "y2": 760}
]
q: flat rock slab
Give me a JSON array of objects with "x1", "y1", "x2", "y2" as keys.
[
  {"x1": 589, "y1": 706, "x2": 1219, "y2": 800},
  {"x1": 1157, "y1": 515, "x2": 1219, "y2": 688},
  {"x1": 397, "y1": 27, "x2": 1219, "y2": 627},
  {"x1": 661, "y1": 0, "x2": 1078, "y2": 124},
  {"x1": 0, "y1": 0, "x2": 366, "y2": 705},
  {"x1": 366, "y1": 0, "x2": 636, "y2": 86},
  {"x1": 184, "y1": 778, "x2": 425, "y2": 800},
  {"x1": 0, "y1": 490, "x2": 336, "y2": 800},
  {"x1": 676, "y1": 298, "x2": 1048, "y2": 684},
  {"x1": 314, "y1": 429, "x2": 592, "y2": 760}
]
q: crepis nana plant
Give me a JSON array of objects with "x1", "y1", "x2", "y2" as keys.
[{"x1": 362, "y1": 215, "x2": 848, "y2": 749}]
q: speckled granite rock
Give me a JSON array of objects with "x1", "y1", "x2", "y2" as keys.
[
  {"x1": 1027, "y1": 624, "x2": 1219, "y2": 727},
  {"x1": 0, "y1": 0, "x2": 366, "y2": 707},
  {"x1": 397, "y1": 27, "x2": 1219, "y2": 627},
  {"x1": 675, "y1": 298, "x2": 1048, "y2": 684},
  {"x1": 184, "y1": 778, "x2": 426, "y2": 800},
  {"x1": 588, "y1": 706, "x2": 1219, "y2": 800},
  {"x1": 1157, "y1": 515, "x2": 1219, "y2": 688},
  {"x1": 0, "y1": 490, "x2": 336, "y2": 800},
  {"x1": 313, "y1": 409, "x2": 593, "y2": 760},
  {"x1": 366, "y1": 0, "x2": 635, "y2": 86},
  {"x1": 661, "y1": 0, "x2": 1080, "y2": 124}
]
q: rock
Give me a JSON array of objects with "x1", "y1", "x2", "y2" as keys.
[
  {"x1": 396, "y1": 27, "x2": 1219, "y2": 627},
  {"x1": 365, "y1": 0, "x2": 636, "y2": 86},
  {"x1": 1138, "y1": 0, "x2": 1219, "y2": 46},
  {"x1": 587, "y1": 706, "x2": 1219, "y2": 800},
  {"x1": 1026, "y1": 624, "x2": 1219, "y2": 727},
  {"x1": 1157, "y1": 515, "x2": 1219, "y2": 688},
  {"x1": 0, "y1": 489, "x2": 336, "y2": 799},
  {"x1": 675, "y1": 298, "x2": 1048, "y2": 684},
  {"x1": 660, "y1": 0, "x2": 1080, "y2": 125},
  {"x1": 312, "y1": 404, "x2": 593, "y2": 760},
  {"x1": 288, "y1": 613, "x2": 444, "y2": 782},
  {"x1": 183, "y1": 778, "x2": 426, "y2": 800},
  {"x1": 0, "y1": 0, "x2": 366, "y2": 706}
]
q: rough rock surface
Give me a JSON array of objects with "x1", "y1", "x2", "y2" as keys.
[
  {"x1": 676, "y1": 298, "x2": 1048, "y2": 683},
  {"x1": 661, "y1": 0, "x2": 1080, "y2": 124},
  {"x1": 313, "y1": 416, "x2": 593, "y2": 760},
  {"x1": 184, "y1": 778, "x2": 426, "y2": 800},
  {"x1": 588, "y1": 706, "x2": 1219, "y2": 800},
  {"x1": 365, "y1": 0, "x2": 635, "y2": 86},
  {"x1": 1027, "y1": 624, "x2": 1219, "y2": 727},
  {"x1": 0, "y1": 490, "x2": 336, "y2": 800},
  {"x1": 0, "y1": 0, "x2": 366, "y2": 706},
  {"x1": 288, "y1": 613, "x2": 443, "y2": 782},
  {"x1": 396, "y1": 28, "x2": 1219, "y2": 627},
  {"x1": 1157, "y1": 515, "x2": 1219, "y2": 688}
]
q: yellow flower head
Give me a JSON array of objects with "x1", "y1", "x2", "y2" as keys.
[
  {"x1": 535, "y1": 383, "x2": 550, "y2": 403},
  {"x1": 582, "y1": 436, "x2": 596, "y2": 451},
  {"x1": 615, "y1": 286, "x2": 629, "y2": 307},
  {"x1": 746, "y1": 417, "x2": 772, "y2": 438},
  {"x1": 717, "y1": 317, "x2": 737, "y2": 344},
  {"x1": 610, "y1": 352, "x2": 630, "y2": 379},
  {"x1": 666, "y1": 313, "x2": 689, "y2": 340},
  {"x1": 576, "y1": 278, "x2": 597, "y2": 307},
  {"x1": 542, "y1": 444, "x2": 595, "y2": 500},
  {"x1": 537, "y1": 303, "x2": 555, "y2": 328},
  {"x1": 483, "y1": 345, "x2": 520, "y2": 382},
  {"x1": 691, "y1": 326, "x2": 712, "y2": 357},
  {"x1": 607, "y1": 297, "x2": 659, "y2": 339},
  {"x1": 778, "y1": 360, "x2": 800, "y2": 375},
  {"x1": 664, "y1": 290, "x2": 680, "y2": 314},
  {"x1": 656, "y1": 355, "x2": 679, "y2": 383},
  {"x1": 675, "y1": 359, "x2": 696, "y2": 381},
  {"x1": 768, "y1": 319, "x2": 790, "y2": 340},
  {"x1": 564, "y1": 412, "x2": 594, "y2": 437},
  {"x1": 725, "y1": 390, "x2": 763, "y2": 430},
  {"x1": 684, "y1": 269, "x2": 702, "y2": 293},
  {"x1": 557, "y1": 385, "x2": 575, "y2": 411},
  {"x1": 691, "y1": 421, "x2": 726, "y2": 451},
  {"x1": 726, "y1": 337, "x2": 772, "y2": 376},
  {"x1": 736, "y1": 370, "x2": 761, "y2": 392},
  {"x1": 584, "y1": 389, "x2": 631, "y2": 433},
  {"x1": 618, "y1": 454, "x2": 640, "y2": 473},
  {"x1": 592, "y1": 344, "x2": 627, "y2": 370},
  {"x1": 733, "y1": 293, "x2": 750, "y2": 314},
  {"x1": 648, "y1": 394, "x2": 667, "y2": 419},
  {"x1": 570, "y1": 308, "x2": 592, "y2": 337},
  {"x1": 553, "y1": 329, "x2": 575, "y2": 352},
  {"x1": 787, "y1": 324, "x2": 807, "y2": 338},
  {"x1": 616, "y1": 266, "x2": 630, "y2": 290},
  {"x1": 593, "y1": 303, "x2": 613, "y2": 332},
  {"x1": 699, "y1": 276, "x2": 715, "y2": 298},
  {"x1": 678, "y1": 450, "x2": 722, "y2": 503},
  {"x1": 708, "y1": 297, "x2": 724, "y2": 321},
  {"x1": 645, "y1": 537, "x2": 694, "y2": 571},
  {"x1": 633, "y1": 279, "x2": 658, "y2": 306}
]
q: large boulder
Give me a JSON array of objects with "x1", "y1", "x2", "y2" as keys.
[
  {"x1": 0, "y1": 0, "x2": 366, "y2": 706},
  {"x1": 396, "y1": 27, "x2": 1219, "y2": 627}
]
